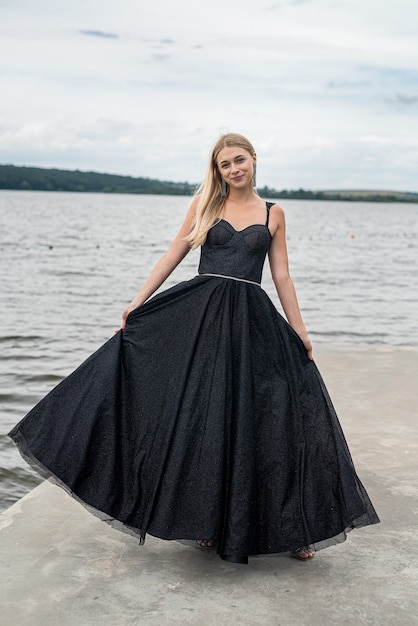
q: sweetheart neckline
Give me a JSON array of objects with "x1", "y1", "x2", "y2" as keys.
[{"x1": 217, "y1": 219, "x2": 272, "y2": 237}]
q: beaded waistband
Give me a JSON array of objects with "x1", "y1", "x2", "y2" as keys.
[{"x1": 199, "y1": 273, "x2": 261, "y2": 286}]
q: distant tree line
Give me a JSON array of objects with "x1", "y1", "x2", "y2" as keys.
[
  {"x1": 1, "y1": 164, "x2": 417, "y2": 203},
  {"x1": 0, "y1": 165, "x2": 196, "y2": 196},
  {"x1": 258, "y1": 185, "x2": 418, "y2": 203}
]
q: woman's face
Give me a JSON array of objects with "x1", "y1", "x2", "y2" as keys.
[{"x1": 216, "y1": 146, "x2": 256, "y2": 191}]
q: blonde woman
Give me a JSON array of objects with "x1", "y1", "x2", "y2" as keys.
[
  {"x1": 10, "y1": 133, "x2": 379, "y2": 565},
  {"x1": 123, "y1": 134, "x2": 312, "y2": 364}
]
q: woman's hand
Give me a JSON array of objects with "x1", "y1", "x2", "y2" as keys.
[
  {"x1": 298, "y1": 332, "x2": 313, "y2": 361},
  {"x1": 119, "y1": 200, "x2": 196, "y2": 332},
  {"x1": 268, "y1": 205, "x2": 314, "y2": 362},
  {"x1": 121, "y1": 299, "x2": 142, "y2": 330}
]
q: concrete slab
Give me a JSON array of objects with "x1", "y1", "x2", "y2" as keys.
[{"x1": 1, "y1": 345, "x2": 418, "y2": 626}]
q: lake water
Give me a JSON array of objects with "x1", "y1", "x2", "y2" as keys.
[{"x1": 1, "y1": 190, "x2": 417, "y2": 511}]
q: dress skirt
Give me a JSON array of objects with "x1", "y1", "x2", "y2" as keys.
[{"x1": 9, "y1": 274, "x2": 379, "y2": 560}]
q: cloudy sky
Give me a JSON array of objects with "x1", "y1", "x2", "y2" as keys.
[{"x1": 0, "y1": 0, "x2": 417, "y2": 190}]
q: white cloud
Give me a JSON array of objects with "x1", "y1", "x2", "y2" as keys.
[{"x1": 0, "y1": 0, "x2": 417, "y2": 190}]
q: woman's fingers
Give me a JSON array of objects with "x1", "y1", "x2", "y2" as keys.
[{"x1": 121, "y1": 307, "x2": 130, "y2": 330}]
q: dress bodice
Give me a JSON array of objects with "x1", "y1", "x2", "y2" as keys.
[{"x1": 198, "y1": 202, "x2": 274, "y2": 284}]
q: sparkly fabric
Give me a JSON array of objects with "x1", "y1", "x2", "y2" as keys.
[
  {"x1": 9, "y1": 203, "x2": 379, "y2": 559},
  {"x1": 198, "y1": 219, "x2": 272, "y2": 283}
]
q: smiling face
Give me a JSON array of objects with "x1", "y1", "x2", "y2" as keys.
[{"x1": 216, "y1": 146, "x2": 256, "y2": 191}]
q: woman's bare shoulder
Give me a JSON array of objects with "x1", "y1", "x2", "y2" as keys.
[
  {"x1": 266, "y1": 201, "x2": 285, "y2": 215},
  {"x1": 261, "y1": 201, "x2": 284, "y2": 238},
  {"x1": 266, "y1": 201, "x2": 285, "y2": 223}
]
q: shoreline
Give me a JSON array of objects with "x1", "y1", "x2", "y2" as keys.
[{"x1": 2, "y1": 181, "x2": 418, "y2": 203}]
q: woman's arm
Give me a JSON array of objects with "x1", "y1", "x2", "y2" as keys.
[
  {"x1": 267, "y1": 204, "x2": 313, "y2": 360},
  {"x1": 121, "y1": 197, "x2": 198, "y2": 329}
]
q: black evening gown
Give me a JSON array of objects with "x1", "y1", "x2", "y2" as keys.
[{"x1": 9, "y1": 202, "x2": 379, "y2": 563}]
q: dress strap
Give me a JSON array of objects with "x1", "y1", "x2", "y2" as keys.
[{"x1": 265, "y1": 202, "x2": 274, "y2": 228}]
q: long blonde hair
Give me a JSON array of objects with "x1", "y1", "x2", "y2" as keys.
[{"x1": 186, "y1": 133, "x2": 256, "y2": 250}]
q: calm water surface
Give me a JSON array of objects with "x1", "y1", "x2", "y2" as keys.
[{"x1": 1, "y1": 191, "x2": 417, "y2": 510}]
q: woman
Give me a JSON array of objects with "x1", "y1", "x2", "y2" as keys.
[{"x1": 9, "y1": 133, "x2": 379, "y2": 565}]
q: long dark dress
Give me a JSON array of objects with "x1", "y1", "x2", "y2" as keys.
[{"x1": 9, "y1": 202, "x2": 379, "y2": 562}]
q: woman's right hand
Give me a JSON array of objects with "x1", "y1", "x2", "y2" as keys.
[{"x1": 121, "y1": 300, "x2": 142, "y2": 330}]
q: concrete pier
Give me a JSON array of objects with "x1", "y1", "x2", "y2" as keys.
[{"x1": 1, "y1": 345, "x2": 418, "y2": 625}]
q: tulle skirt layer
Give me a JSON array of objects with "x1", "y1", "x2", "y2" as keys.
[{"x1": 9, "y1": 275, "x2": 379, "y2": 559}]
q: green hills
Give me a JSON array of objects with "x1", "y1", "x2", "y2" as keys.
[{"x1": 0, "y1": 164, "x2": 417, "y2": 203}]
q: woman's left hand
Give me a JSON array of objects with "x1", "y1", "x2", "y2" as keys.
[{"x1": 299, "y1": 333, "x2": 313, "y2": 361}]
